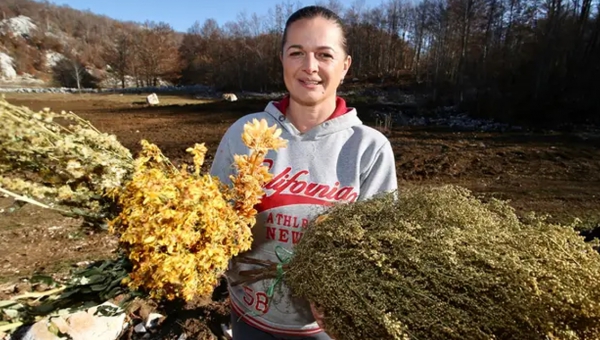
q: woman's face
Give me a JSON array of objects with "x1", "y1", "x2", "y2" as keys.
[{"x1": 281, "y1": 16, "x2": 351, "y2": 107}]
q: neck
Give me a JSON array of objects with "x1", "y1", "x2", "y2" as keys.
[{"x1": 286, "y1": 96, "x2": 337, "y2": 133}]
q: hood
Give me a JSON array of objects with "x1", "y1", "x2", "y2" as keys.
[{"x1": 264, "y1": 95, "x2": 363, "y2": 140}]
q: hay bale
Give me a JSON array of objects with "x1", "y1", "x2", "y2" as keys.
[{"x1": 284, "y1": 185, "x2": 600, "y2": 340}]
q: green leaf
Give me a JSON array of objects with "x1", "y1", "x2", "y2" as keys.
[
  {"x1": 90, "y1": 283, "x2": 108, "y2": 292},
  {"x1": 30, "y1": 274, "x2": 57, "y2": 286},
  {"x1": 78, "y1": 287, "x2": 92, "y2": 295},
  {"x1": 94, "y1": 304, "x2": 122, "y2": 317},
  {"x1": 77, "y1": 267, "x2": 102, "y2": 278},
  {"x1": 98, "y1": 260, "x2": 112, "y2": 272},
  {"x1": 102, "y1": 286, "x2": 124, "y2": 300},
  {"x1": 58, "y1": 288, "x2": 81, "y2": 299},
  {"x1": 29, "y1": 301, "x2": 59, "y2": 315},
  {"x1": 106, "y1": 277, "x2": 125, "y2": 291}
]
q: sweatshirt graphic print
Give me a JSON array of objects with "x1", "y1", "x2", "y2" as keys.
[{"x1": 209, "y1": 99, "x2": 398, "y2": 336}]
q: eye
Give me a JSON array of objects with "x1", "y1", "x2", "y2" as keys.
[
  {"x1": 319, "y1": 53, "x2": 333, "y2": 59},
  {"x1": 289, "y1": 51, "x2": 303, "y2": 57}
]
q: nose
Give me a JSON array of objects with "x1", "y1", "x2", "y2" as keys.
[{"x1": 302, "y1": 53, "x2": 318, "y2": 74}]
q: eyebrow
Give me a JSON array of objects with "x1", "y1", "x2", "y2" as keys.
[{"x1": 287, "y1": 44, "x2": 336, "y2": 53}]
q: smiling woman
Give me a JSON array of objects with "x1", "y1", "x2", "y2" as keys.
[
  {"x1": 209, "y1": 5, "x2": 398, "y2": 340},
  {"x1": 280, "y1": 7, "x2": 351, "y2": 133}
]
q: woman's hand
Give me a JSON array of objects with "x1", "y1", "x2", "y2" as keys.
[
  {"x1": 310, "y1": 301, "x2": 337, "y2": 339},
  {"x1": 310, "y1": 302, "x2": 326, "y2": 330}
]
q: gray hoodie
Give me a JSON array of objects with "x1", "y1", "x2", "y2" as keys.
[{"x1": 209, "y1": 98, "x2": 398, "y2": 337}]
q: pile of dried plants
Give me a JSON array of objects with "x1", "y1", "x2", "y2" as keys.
[
  {"x1": 237, "y1": 185, "x2": 600, "y2": 340},
  {"x1": 0, "y1": 96, "x2": 134, "y2": 226}
]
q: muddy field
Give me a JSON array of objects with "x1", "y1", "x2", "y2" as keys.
[{"x1": 1, "y1": 92, "x2": 599, "y2": 339}]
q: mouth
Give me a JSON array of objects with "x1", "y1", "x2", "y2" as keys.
[{"x1": 299, "y1": 79, "x2": 323, "y2": 86}]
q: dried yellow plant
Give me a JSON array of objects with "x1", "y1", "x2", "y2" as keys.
[
  {"x1": 108, "y1": 118, "x2": 287, "y2": 301},
  {"x1": 0, "y1": 97, "x2": 133, "y2": 224}
]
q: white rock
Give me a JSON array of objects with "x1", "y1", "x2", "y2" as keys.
[
  {"x1": 21, "y1": 302, "x2": 127, "y2": 340},
  {"x1": 146, "y1": 93, "x2": 159, "y2": 105},
  {"x1": 145, "y1": 312, "x2": 163, "y2": 329},
  {"x1": 222, "y1": 93, "x2": 238, "y2": 102},
  {"x1": 45, "y1": 51, "x2": 65, "y2": 69},
  {"x1": 221, "y1": 323, "x2": 233, "y2": 339},
  {"x1": 0, "y1": 53, "x2": 17, "y2": 79},
  {"x1": 0, "y1": 15, "x2": 37, "y2": 37},
  {"x1": 134, "y1": 323, "x2": 147, "y2": 333}
]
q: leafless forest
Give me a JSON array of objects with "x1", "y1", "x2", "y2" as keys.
[{"x1": 1, "y1": 0, "x2": 599, "y2": 127}]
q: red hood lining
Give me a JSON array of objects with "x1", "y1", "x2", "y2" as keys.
[{"x1": 273, "y1": 95, "x2": 351, "y2": 121}]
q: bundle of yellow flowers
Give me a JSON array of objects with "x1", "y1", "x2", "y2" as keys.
[
  {"x1": 108, "y1": 120, "x2": 287, "y2": 301},
  {"x1": 0, "y1": 97, "x2": 287, "y2": 302}
]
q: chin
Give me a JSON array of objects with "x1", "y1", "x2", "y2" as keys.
[{"x1": 290, "y1": 89, "x2": 331, "y2": 106}]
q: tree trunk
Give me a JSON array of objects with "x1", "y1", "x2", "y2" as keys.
[{"x1": 457, "y1": 0, "x2": 474, "y2": 103}]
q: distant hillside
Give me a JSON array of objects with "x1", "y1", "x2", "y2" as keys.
[{"x1": 0, "y1": 0, "x2": 178, "y2": 88}]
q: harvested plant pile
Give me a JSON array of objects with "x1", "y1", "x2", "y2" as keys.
[
  {"x1": 0, "y1": 97, "x2": 133, "y2": 224},
  {"x1": 284, "y1": 185, "x2": 600, "y2": 340},
  {"x1": 0, "y1": 96, "x2": 287, "y2": 303}
]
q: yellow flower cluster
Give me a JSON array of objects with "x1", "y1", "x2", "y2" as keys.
[
  {"x1": 108, "y1": 119, "x2": 287, "y2": 301},
  {"x1": 231, "y1": 119, "x2": 287, "y2": 224}
]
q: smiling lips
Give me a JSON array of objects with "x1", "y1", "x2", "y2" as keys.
[{"x1": 299, "y1": 79, "x2": 322, "y2": 89}]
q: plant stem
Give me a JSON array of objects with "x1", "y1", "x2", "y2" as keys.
[
  {"x1": 0, "y1": 186, "x2": 58, "y2": 210},
  {"x1": 235, "y1": 256, "x2": 277, "y2": 267},
  {"x1": 0, "y1": 186, "x2": 105, "y2": 224},
  {"x1": 230, "y1": 269, "x2": 279, "y2": 286}
]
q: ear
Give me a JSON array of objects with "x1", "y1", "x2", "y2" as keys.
[
  {"x1": 279, "y1": 52, "x2": 283, "y2": 64},
  {"x1": 342, "y1": 54, "x2": 352, "y2": 77}
]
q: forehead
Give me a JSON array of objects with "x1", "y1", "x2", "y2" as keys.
[{"x1": 284, "y1": 16, "x2": 343, "y2": 51}]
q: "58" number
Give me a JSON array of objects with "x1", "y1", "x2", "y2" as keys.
[{"x1": 242, "y1": 286, "x2": 270, "y2": 313}]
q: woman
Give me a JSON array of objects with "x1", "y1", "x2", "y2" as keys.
[{"x1": 210, "y1": 5, "x2": 398, "y2": 340}]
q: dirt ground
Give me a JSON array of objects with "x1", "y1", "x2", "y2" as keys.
[{"x1": 1, "y1": 92, "x2": 599, "y2": 339}]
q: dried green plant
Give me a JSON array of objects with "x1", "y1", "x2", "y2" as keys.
[
  {"x1": 236, "y1": 185, "x2": 600, "y2": 340},
  {"x1": 0, "y1": 96, "x2": 134, "y2": 226}
]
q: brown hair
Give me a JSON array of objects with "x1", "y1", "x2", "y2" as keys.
[{"x1": 281, "y1": 6, "x2": 348, "y2": 55}]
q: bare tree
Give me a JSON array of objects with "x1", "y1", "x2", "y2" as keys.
[
  {"x1": 135, "y1": 21, "x2": 180, "y2": 86},
  {"x1": 71, "y1": 58, "x2": 84, "y2": 92},
  {"x1": 51, "y1": 57, "x2": 96, "y2": 90},
  {"x1": 103, "y1": 27, "x2": 135, "y2": 88}
]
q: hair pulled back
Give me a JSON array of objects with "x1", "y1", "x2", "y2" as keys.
[{"x1": 281, "y1": 6, "x2": 348, "y2": 55}]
